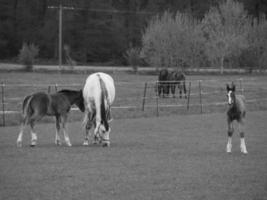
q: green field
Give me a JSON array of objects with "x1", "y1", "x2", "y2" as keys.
[
  {"x1": 0, "y1": 112, "x2": 267, "y2": 200},
  {"x1": 1, "y1": 71, "x2": 267, "y2": 126},
  {"x1": 0, "y1": 71, "x2": 267, "y2": 199}
]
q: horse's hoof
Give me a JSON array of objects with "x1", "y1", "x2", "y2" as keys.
[
  {"x1": 30, "y1": 140, "x2": 37, "y2": 147},
  {"x1": 83, "y1": 140, "x2": 89, "y2": 146},
  {"x1": 241, "y1": 150, "x2": 248, "y2": 154},
  {"x1": 66, "y1": 143, "x2": 72, "y2": 147},
  {"x1": 102, "y1": 142, "x2": 110, "y2": 147},
  {"x1": 17, "y1": 142, "x2": 22, "y2": 147},
  {"x1": 55, "y1": 140, "x2": 62, "y2": 146}
]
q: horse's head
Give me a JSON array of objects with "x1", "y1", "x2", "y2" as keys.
[
  {"x1": 75, "y1": 90, "x2": 85, "y2": 112},
  {"x1": 226, "y1": 83, "x2": 236, "y2": 105}
]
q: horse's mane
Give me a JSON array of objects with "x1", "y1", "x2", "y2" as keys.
[{"x1": 58, "y1": 89, "x2": 81, "y2": 94}]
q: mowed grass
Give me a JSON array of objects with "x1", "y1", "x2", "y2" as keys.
[
  {"x1": 1, "y1": 71, "x2": 267, "y2": 126},
  {"x1": 1, "y1": 111, "x2": 267, "y2": 200}
]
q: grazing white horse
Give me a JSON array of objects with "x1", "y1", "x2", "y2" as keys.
[{"x1": 83, "y1": 72, "x2": 115, "y2": 147}]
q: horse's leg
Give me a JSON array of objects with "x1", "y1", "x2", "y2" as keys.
[
  {"x1": 238, "y1": 119, "x2": 248, "y2": 154},
  {"x1": 101, "y1": 127, "x2": 111, "y2": 147},
  {"x1": 83, "y1": 122, "x2": 91, "y2": 146},
  {"x1": 226, "y1": 119, "x2": 234, "y2": 153},
  {"x1": 55, "y1": 115, "x2": 61, "y2": 145},
  {"x1": 61, "y1": 115, "x2": 72, "y2": 147},
  {"x1": 171, "y1": 83, "x2": 175, "y2": 98},
  {"x1": 30, "y1": 120, "x2": 37, "y2": 147},
  {"x1": 94, "y1": 120, "x2": 101, "y2": 144},
  {"x1": 17, "y1": 117, "x2": 28, "y2": 147},
  {"x1": 178, "y1": 83, "x2": 182, "y2": 98},
  {"x1": 183, "y1": 81, "x2": 187, "y2": 98}
]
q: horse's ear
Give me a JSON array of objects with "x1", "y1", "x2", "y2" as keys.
[
  {"x1": 226, "y1": 84, "x2": 230, "y2": 91},
  {"x1": 232, "y1": 84, "x2": 236, "y2": 92}
]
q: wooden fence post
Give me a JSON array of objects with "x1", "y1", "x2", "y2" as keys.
[
  {"x1": 48, "y1": 85, "x2": 51, "y2": 93},
  {"x1": 142, "y1": 82, "x2": 148, "y2": 111},
  {"x1": 1, "y1": 82, "x2": 5, "y2": 127},
  {"x1": 156, "y1": 94, "x2": 159, "y2": 117},
  {"x1": 199, "y1": 80, "x2": 203, "y2": 114},
  {"x1": 187, "y1": 81, "x2": 191, "y2": 111},
  {"x1": 55, "y1": 83, "x2": 58, "y2": 92}
]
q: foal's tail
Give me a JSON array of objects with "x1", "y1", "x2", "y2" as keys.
[{"x1": 21, "y1": 95, "x2": 34, "y2": 123}]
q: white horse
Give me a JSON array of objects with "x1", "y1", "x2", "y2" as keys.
[{"x1": 82, "y1": 72, "x2": 115, "y2": 147}]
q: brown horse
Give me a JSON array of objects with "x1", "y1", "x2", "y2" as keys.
[
  {"x1": 16, "y1": 89, "x2": 85, "y2": 147},
  {"x1": 226, "y1": 83, "x2": 247, "y2": 154},
  {"x1": 157, "y1": 69, "x2": 170, "y2": 97},
  {"x1": 168, "y1": 71, "x2": 187, "y2": 98},
  {"x1": 157, "y1": 69, "x2": 187, "y2": 98}
]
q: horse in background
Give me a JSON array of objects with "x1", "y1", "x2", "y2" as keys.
[
  {"x1": 168, "y1": 71, "x2": 187, "y2": 98},
  {"x1": 157, "y1": 69, "x2": 187, "y2": 98},
  {"x1": 16, "y1": 89, "x2": 85, "y2": 147},
  {"x1": 157, "y1": 69, "x2": 169, "y2": 97},
  {"x1": 226, "y1": 83, "x2": 248, "y2": 154},
  {"x1": 83, "y1": 72, "x2": 115, "y2": 147}
]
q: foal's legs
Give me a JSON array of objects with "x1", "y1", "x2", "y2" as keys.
[
  {"x1": 226, "y1": 119, "x2": 234, "y2": 153},
  {"x1": 55, "y1": 115, "x2": 61, "y2": 145},
  {"x1": 61, "y1": 115, "x2": 72, "y2": 146},
  {"x1": 17, "y1": 117, "x2": 28, "y2": 147},
  {"x1": 238, "y1": 119, "x2": 248, "y2": 154},
  {"x1": 83, "y1": 111, "x2": 95, "y2": 145},
  {"x1": 29, "y1": 120, "x2": 37, "y2": 147}
]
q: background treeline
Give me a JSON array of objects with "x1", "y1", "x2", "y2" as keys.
[
  {"x1": 141, "y1": 0, "x2": 267, "y2": 73},
  {"x1": 0, "y1": 0, "x2": 267, "y2": 70}
]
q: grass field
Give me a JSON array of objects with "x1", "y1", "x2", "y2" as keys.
[
  {"x1": 1, "y1": 71, "x2": 267, "y2": 126},
  {"x1": 0, "y1": 71, "x2": 267, "y2": 199},
  {"x1": 0, "y1": 111, "x2": 267, "y2": 200}
]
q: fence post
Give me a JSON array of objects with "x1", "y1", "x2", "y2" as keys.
[
  {"x1": 142, "y1": 82, "x2": 148, "y2": 111},
  {"x1": 1, "y1": 82, "x2": 5, "y2": 127},
  {"x1": 55, "y1": 83, "x2": 58, "y2": 92},
  {"x1": 187, "y1": 81, "x2": 191, "y2": 111},
  {"x1": 156, "y1": 94, "x2": 159, "y2": 117},
  {"x1": 199, "y1": 80, "x2": 203, "y2": 114},
  {"x1": 48, "y1": 85, "x2": 51, "y2": 93}
]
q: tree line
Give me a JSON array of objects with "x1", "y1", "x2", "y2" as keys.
[
  {"x1": 0, "y1": 0, "x2": 267, "y2": 70},
  {"x1": 141, "y1": 0, "x2": 267, "y2": 73}
]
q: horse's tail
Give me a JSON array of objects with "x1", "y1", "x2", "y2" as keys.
[
  {"x1": 99, "y1": 76, "x2": 109, "y2": 131},
  {"x1": 21, "y1": 95, "x2": 34, "y2": 123}
]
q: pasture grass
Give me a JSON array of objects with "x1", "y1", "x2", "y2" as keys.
[
  {"x1": 1, "y1": 71, "x2": 267, "y2": 126},
  {"x1": 0, "y1": 111, "x2": 267, "y2": 200}
]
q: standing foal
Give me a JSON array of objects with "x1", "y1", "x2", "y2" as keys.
[{"x1": 226, "y1": 83, "x2": 248, "y2": 154}]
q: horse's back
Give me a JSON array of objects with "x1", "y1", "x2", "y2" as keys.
[
  {"x1": 50, "y1": 93, "x2": 72, "y2": 114},
  {"x1": 83, "y1": 72, "x2": 115, "y2": 104},
  {"x1": 158, "y1": 69, "x2": 169, "y2": 81},
  {"x1": 26, "y1": 92, "x2": 50, "y2": 115}
]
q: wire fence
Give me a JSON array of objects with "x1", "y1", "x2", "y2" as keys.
[{"x1": 1, "y1": 78, "x2": 267, "y2": 126}]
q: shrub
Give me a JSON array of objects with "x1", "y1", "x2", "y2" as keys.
[
  {"x1": 141, "y1": 11, "x2": 204, "y2": 71},
  {"x1": 124, "y1": 47, "x2": 141, "y2": 73},
  {"x1": 18, "y1": 43, "x2": 39, "y2": 71}
]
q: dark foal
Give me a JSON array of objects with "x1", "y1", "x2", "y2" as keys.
[
  {"x1": 16, "y1": 89, "x2": 84, "y2": 147},
  {"x1": 226, "y1": 83, "x2": 247, "y2": 154}
]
